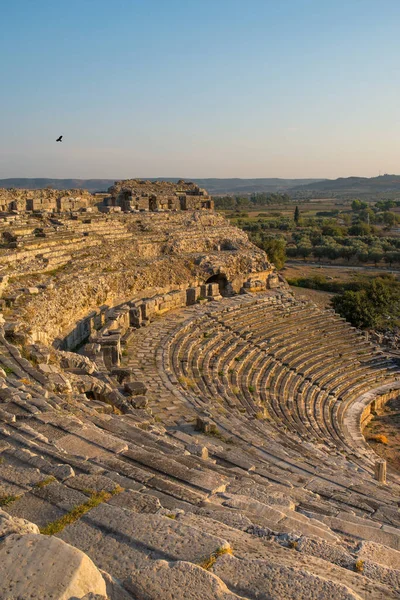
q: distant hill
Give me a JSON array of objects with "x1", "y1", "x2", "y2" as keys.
[
  {"x1": 0, "y1": 179, "x2": 116, "y2": 193},
  {"x1": 0, "y1": 177, "x2": 323, "y2": 195},
  {"x1": 294, "y1": 174, "x2": 400, "y2": 195}
]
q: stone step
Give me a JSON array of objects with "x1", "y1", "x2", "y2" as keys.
[
  {"x1": 122, "y1": 447, "x2": 228, "y2": 494},
  {"x1": 125, "y1": 559, "x2": 247, "y2": 600},
  {"x1": 211, "y1": 553, "x2": 380, "y2": 600},
  {"x1": 58, "y1": 505, "x2": 232, "y2": 585},
  {"x1": 320, "y1": 516, "x2": 400, "y2": 551}
]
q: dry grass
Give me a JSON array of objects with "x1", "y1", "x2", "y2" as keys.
[
  {"x1": 354, "y1": 559, "x2": 364, "y2": 573},
  {"x1": 368, "y1": 434, "x2": 388, "y2": 445},
  {"x1": 178, "y1": 376, "x2": 195, "y2": 388},
  {"x1": 199, "y1": 546, "x2": 233, "y2": 570},
  {"x1": 35, "y1": 476, "x2": 56, "y2": 489}
]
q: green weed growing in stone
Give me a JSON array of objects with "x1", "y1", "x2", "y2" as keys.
[
  {"x1": 40, "y1": 486, "x2": 123, "y2": 535},
  {"x1": 35, "y1": 476, "x2": 56, "y2": 489},
  {"x1": 0, "y1": 494, "x2": 19, "y2": 506}
]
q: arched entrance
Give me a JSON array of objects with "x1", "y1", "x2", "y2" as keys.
[{"x1": 206, "y1": 273, "x2": 228, "y2": 296}]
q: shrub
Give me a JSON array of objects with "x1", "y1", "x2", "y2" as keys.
[
  {"x1": 199, "y1": 547, "x2": 233, "y2": 570},
  {"x1": 354, "y1": 559, "x2": 364, "y2": 573},
  {"x1": 367, "y1": 434, "x2": 388, "y2": 445}
]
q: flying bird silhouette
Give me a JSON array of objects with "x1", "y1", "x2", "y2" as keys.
[{"x1": 56, "y1": 135, "x2": 63, "y2": 142}]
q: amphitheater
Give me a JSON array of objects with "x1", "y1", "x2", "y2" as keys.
[{"x1": 0, "y1": 181, "x2": 400, "y2": 599}]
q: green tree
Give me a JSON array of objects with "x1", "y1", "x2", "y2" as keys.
[
  {"x1": 349, "y1": 222, "x2": 371, "y2": 236},
  {"x1": 351, "y1": 199, "x2": 368, "y2": 211},
  {"x1": 321, "y1": 222, "x2": 345, "y2": 237},
  {"x1": 331, "y1": 290, "x2": 376, "y2": 328},
  {"x1": 368, "y1": 249, "x2": 383, "y2": 267},
  {"x1": 261, "y1": 237, "x2": 287, "y2": 269},
  {"x1": 331, "y1": 277, "x2": 400, "y2": 329},
  {"x1": 383, "y1": 211, "x2": 397, "y2": 228},
  {"x1": 294, "y1": 205, "x2": 300, "y2": 225},
  {"x1": 340, "y1": 246, "x2": 357, "y2": 262}
]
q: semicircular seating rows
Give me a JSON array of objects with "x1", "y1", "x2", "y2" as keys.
[
  {"x1": 160, "y1": 293, "x2": 399, "y2": 463},
  {"x1": 2, "y1": 291, "x2": 400, "y2": 599}
]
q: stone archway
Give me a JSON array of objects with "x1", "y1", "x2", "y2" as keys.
[{"x1": 205, "y1": 273, "x2": 228, "y2": 296}]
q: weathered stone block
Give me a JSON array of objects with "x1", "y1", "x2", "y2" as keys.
[
  {"x1": 130, "y1": 395, "x2": 148, "y2": 409},
  {"x1": 124, "y1": 381, "x2": 147, "y2": 396},
  {"x1": 186, "y1": 287, "x2": 198, "y2": 305},
  {"x1": 0, "y1": 534, "x2": 107, "y2": 599}
]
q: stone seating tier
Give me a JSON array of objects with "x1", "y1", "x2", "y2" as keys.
[{"x1": 1, "y1": 212, "x2": 400, "y2": 596}]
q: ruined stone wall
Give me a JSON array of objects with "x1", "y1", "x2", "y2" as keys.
[
  {"x1": 109, "y1": 179, "x2": 214, "y2": 212},
  {"x1": 360, "y1": 388, "x2": 400, "y2": 428},
  {"x1": 4, "y1": 210, "x2": 273, "y2": 345},
  {"x1": 0, "y1": 188, "x2": 97, "y2": 213}
]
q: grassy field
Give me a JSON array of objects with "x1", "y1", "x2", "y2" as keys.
[{"x1": 282, "y1": 261, "x2": 400, "y2": 282}]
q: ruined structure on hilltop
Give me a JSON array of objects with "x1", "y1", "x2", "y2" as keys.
[
  {"x1": 0, "y1": 186, "x2": 400, "y2": 599},
  {"x1": 0, "y1": 187, "x2": 97, "y2": 213},
  {"x1": 0, "y1": 179, "x2": 214, "y2": 214},
  {"x1": 107, "y1": 179, "x2": 214, "y2": 211}
]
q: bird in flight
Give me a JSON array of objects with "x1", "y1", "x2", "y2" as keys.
[{"x1": 56, "y1": 135, "x2": 63, "y2": 142}]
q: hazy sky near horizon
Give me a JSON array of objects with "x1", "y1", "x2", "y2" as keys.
[{"x1": 2, "y1": 0, "x2": 400, "y2": 180}]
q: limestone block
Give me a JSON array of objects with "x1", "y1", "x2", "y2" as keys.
[
  {"x1": 195, "y1": 416, "x2": 213, "y2": 433},
  {"x1": 100, "y1": 569, "x2": 133, "y2": 600},
  {"x1": 356, "y1": 540, "x2": 400, "y2": 570},
  {"x1": 38, "y1": 362, "x2": 59, "y2": 374},
  {"x1": 0, "y1": 533, "x2": 107, "y2": 599},
  {"x1": 126, "y1": 559, "x2": 244, "y2": 600},
  {"x1": 207, "y1": 282, "x2": 220, "y2": 297},
  {"x1": 108, "y1": 489, "x2": 162, "y2": 513},
  {"x1": 187, "y1": 443, "x2": 209, "y2": 459},
  {"x1": 186, "y1": 287, "x2": 198, "y2": 305},
  {"x1": 295, "y1": 536, "x2": 354, "y2": 569},
  {"x1": 212, "y1": 554, "x2": 363, "y2": 600},
  {"x1": 83, "y1": 503, "x2": 230, "y2": 563},
  {"x1": 0, "y1": 509, "x2": 40, "y2": 538},
  {"x1": 267, "y1": 273, "x2": 280, "y2": 289},
  {"x1": 111, "y1": 367, "x2": 135, "y2": 384},
  {"x1": 130, "y1": 395, "x2": 148, "y2": 409},
  {"x1": 51, "y1": 464, "x2": 75, "y2": 481},
  {"x1": 130, "y1": 306, "x2": 142, "y2": 327},
  {"x1": 124, "y1": 380, "x2": 147, "y2": 396},
  {"x1": 57, "y1": 426, "x2": 128, "y2": 458}
]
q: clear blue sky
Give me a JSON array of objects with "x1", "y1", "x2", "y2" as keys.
[{"x1": 1, "y1": 0, "x2": 400, "y2": 179}]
